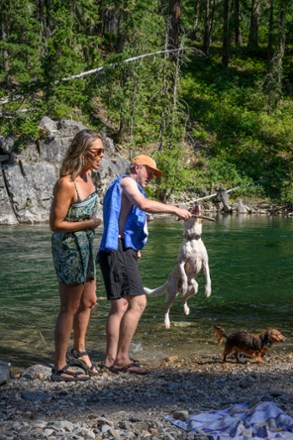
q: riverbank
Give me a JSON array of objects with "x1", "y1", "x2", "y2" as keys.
[{"x1": 1, "y1": 352, "x2": 293, "y2": 439}]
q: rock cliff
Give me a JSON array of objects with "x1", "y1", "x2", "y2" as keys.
[{"x1": 0, "y1": 117, "x2": 129, "y2": 224}]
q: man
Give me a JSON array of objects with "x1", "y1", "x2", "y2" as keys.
[{"x1": 98, "y1": 154, "x2": 191, "y2": 374}]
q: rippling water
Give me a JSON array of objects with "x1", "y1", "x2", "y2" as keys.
[{"x1": 0, "y1": 215, "x2": 292, "y2": 367}]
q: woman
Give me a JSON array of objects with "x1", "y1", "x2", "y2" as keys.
[{"x1": 50, "y1": 129, "x2": 104, "y2": 382}]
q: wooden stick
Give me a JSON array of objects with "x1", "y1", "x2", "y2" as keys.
[
  {"x1": 178, "y1": 215, "x2": 216, "y2": 222},
  {"x1": 186, "y1": 186, "x2": 241, "y2": 204},
  {"x1": 191, "y1": 215, "x2": 216, "y2": 222}
]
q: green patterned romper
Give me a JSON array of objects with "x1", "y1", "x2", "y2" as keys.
[{"x1": 51, "y1": 186, "x2": 99, "y2": 285}]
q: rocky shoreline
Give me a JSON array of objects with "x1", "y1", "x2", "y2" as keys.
[{"x1": 1, "y1": 352, "x2": 293, "y2": 439}]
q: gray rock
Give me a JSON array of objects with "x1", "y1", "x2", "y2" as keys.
[
  {"x1": 117, "y1": 420, "x2": 133, "y2": 430},
  {"x1": 172, "y1": 410, "x2": 189, "y2": 421},
  {"x1": 48, "y1": 420, "x2": 75, "y2": 432},
  {"x1": 236, "y1": 199, "x2": 250, "y2": 214},
  {"x1": 95, "y1": 417, "x2": 114, "y2": 427},
  {"x1": 31, "y1": 420, "x2": 48, "y2": 429},
  {"x1": 0, "y1": 117, "x2": 130, "y2": 224},
  {"x1": 76, "y1": 427, "x2": 95, "y2": 439},
  {"x1": 0, "y1": 170, "x2": 17, "y2": 224},
  {"x1": 21, "y1": 364, "x2": 52, "y2": 380},
  {"x1": 38, "y1": 117, "x2": 59, "y2": 136},
  {"x1": 20, "y1": 390, "x2": 50, "y2": 403},
  {"x1": 0, "y1": 136, "x2": 14, "y2": 154},
  {"x1": 101, "y1": 424, "x2": 112, "y2": 433},
  {"x1": 0, "y1": 360, "x2": 11, "y2": 385},
  {"x1": 43, "y1": 429, "x2": 55, "y2": 437}
]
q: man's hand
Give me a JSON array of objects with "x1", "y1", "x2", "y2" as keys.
[
  {"x1": 136, "y1": 250, "x2": 142, "y2": 260},
  {"x1": 175, "y1": 208, "x2": 192, "y2": 221}
]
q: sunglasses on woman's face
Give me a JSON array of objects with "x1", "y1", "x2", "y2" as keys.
[{"x1": 89, "y1": 148, "x2": 104, "y2": 157}]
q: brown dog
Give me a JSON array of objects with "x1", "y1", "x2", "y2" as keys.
[{"x1": 214, "y1": 325, "x2": 286, "y2": 363}]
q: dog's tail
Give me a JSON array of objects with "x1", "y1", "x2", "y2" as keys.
[
  {"x1": 214, "y1": 325, "x2": 228, "y2": 345},
  {"x1": 144, "y1": 282, "x2": 168, "y2": 297}
]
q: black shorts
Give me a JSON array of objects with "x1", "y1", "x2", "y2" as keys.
[{"x1": 98, "y1": 239, "x2": 144, "y2": 300}]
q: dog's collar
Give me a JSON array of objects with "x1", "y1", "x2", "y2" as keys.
[{"x1": 184, "y1": 233, "x2": 201, "y2": 240}]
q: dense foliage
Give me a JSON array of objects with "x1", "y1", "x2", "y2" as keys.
[{"x1": 0, "y1": 0, "x2": 292, "y2": 203}]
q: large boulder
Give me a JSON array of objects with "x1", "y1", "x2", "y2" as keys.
[{"x1": 0, "y1": 117, "x2": 129, "y2": 224}]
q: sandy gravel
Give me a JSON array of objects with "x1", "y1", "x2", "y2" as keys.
[{"x1": 0, "y1": 352, "x2": 293, "y2": 439}]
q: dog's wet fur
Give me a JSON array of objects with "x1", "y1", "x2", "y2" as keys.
[{"x1": 214, "y1": 325, "x2": 286, "y2": 363}]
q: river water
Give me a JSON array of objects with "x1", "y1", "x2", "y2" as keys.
[{"x1": 0, "y1": 215, "x2": 292, "y2": 367}]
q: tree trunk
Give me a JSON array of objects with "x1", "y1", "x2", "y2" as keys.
[
  {"x1": 191, "y1": 0, "x2": 201, "y2": 41},
  {"x1": 222, "y1": 0, "x2": 230, "y2": 67},
  {"x1": 158, "y1": 29, "x2": 170, "y2": 150},
  {"x1": 203, "y1": 0, "x2": 216, "y2": 55},
  {"x1": 248, "y1": 0, "x2": 260, "y2": 50},
  {"x1": 203, "y1": 0, "x2": 211, "y2": 54},
  {"x1": 267, "y1": 0, "x2": 274, "y2": 60},
  {"x1": 275, "y1": 0, "x2": 286, "y2": 85},
  {"x1": 1, "y1": 20, "x2": 13, "y2": 90},
  {"x1": 168, "y1": 0, "x2": 180, "y2": 49},
  {"x1": 233, "y1": 0, "x2": 242, "y2": 46},
  {"x1": 265, "y1": 0, "x2": 287, "y2": 112}
]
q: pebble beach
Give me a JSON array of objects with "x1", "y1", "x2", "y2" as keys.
[{"x1": 1, "y1": 351, "x2": 293, "y2": 440}]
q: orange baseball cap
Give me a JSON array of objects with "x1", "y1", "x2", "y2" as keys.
[{"x1": 130, "y1": 154, "x2": 163, "y2": 177}]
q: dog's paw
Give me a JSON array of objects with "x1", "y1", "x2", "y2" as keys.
[
  {"x1": 205, "y1": 287, "x2": 212, "y2": 297},
  {"x1": 183, "y1": 303, "x2": 190, "y2": 316},
  {"x1": 164, "y1": 315, "x2": 171, "y2": 329},
  {"x1": 181, "y1": 283, "x2": 188, "y2": 294}
]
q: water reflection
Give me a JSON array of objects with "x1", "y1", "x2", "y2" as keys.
[{"x1": 0, "y1": 215, "x2": 292, "y2": 367}]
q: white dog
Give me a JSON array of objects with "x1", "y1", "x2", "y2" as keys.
[{"x1": 144, "y1": 204, "x2": 212, "y2": 329}]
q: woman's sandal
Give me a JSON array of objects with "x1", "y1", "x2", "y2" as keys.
[
  {"x1": 67, "y1": 349, "x2": 99, "y2": 376},
  {"x1": 51, "y1": 364, "x2": 89, "y2": 382}
]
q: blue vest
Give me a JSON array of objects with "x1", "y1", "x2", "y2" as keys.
[{"x1": 99, "y1": 175, "x2": 148, "y2": 252}]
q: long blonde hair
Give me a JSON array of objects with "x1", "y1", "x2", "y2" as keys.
[{"x1": 60, "y1": 129, "x2": 103, "y2": 180}]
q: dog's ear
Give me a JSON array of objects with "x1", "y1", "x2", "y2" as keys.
[{"x1": 261, "y1": 333, "x2": 272, "y2": 347}]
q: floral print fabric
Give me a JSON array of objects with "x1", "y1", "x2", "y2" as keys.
[{"x1": 52, "y1": 190, "x2": 98, "y2": 284}]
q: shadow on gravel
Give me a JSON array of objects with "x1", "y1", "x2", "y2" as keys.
[{"x1": 2, "y1": 362, "x2": 291, "y2": 419}]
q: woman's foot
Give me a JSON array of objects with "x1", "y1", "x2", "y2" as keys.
[
  {"x1": 51, "y1": 364, "x2": 89, "y2": 382},
  {"x1": 67, "y1": 349, "x2": 99, "y2": 376}
]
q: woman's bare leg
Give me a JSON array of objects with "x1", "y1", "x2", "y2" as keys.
[
  {"x1": 54, "y1": 283, "x2": 84, "y2": 371},
  {"x1": 72, "y1": 278, "x2": 97, "y2": 370}
]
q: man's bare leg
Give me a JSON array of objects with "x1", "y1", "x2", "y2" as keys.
[
  {"x1": 104, "y1": 298, "x2": 129, "y2": 368},
  {"x1": 113, "y1": 294, "x2": 147, "y2": 368}
]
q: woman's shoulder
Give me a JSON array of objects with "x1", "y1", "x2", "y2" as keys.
[{"x1": 54, "y1": 176, "x2": 75, "y2": 194}]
